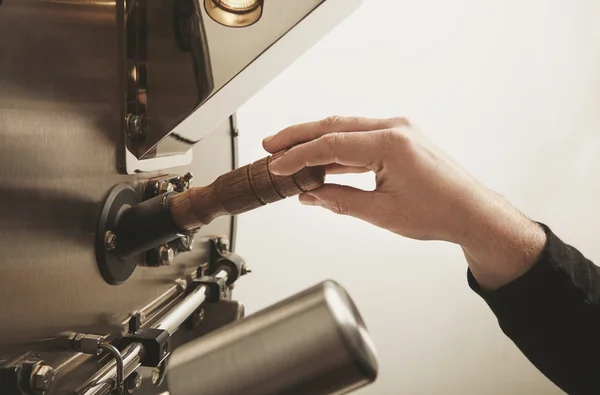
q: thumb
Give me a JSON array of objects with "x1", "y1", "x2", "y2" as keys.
[{"x1": 299, "y1": 184, "x2": 373, "y2": 218}]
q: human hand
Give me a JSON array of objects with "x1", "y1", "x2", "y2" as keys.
[
  {"x1": 264, "y1": 116, "x2": 546, "y2": 290},
  {"x1": 264, "y1": 116, "x2": 488, "y2": 244}
]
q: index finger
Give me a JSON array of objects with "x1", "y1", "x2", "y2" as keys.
[
  {"x1": 263, "y1": 116, "x2": 407, "y2": 153},
  {"x1": 268, "y1": 130, "x2": 388, "y2": 176}
]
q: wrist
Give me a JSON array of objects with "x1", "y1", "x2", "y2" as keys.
[{"x1": 457, "y1": 190, "x2": 547, "y2": 291}]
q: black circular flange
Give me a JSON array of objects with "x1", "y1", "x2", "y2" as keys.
[{"x1": 95, "y1": 184, "x2": 142, "y2": 285}]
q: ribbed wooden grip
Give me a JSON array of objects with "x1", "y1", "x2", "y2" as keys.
[{"x1": 170, "y1": 153, "x2": 326, "y2": 231}]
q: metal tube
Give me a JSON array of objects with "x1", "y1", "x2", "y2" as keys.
[
  {"x1": 153, "y1": 270, "x2": 227, "y2": 335},
  {"x1": 76, "y1": 343, "x2": 144, "y2": 395},
  {"x1": 167, "y1": 280, "x2": 379, "y2": 395}
]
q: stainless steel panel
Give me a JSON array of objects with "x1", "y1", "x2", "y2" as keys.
[
  {"x1": 127, "y1": 0, "x2": 362, "y2": 160},
  {"x1": 0, "y1": 0, "x2": 233, "y2": 351},
  {"x1": 167, "y1": 280, "x2": 379, "y2": 395}
]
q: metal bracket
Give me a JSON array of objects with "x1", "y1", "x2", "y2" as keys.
[{"x1": 95, "y1": 173, "x2": 196, "y2": 285}]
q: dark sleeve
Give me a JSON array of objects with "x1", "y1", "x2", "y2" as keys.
[{"x1": 468, "y1": 223, "x2": 600, "y2": 395}]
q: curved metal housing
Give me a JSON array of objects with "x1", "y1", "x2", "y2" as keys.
[
  {"x1": 167, "y1": 280, "x2": 378, "y2": 395},
  {"x1": 124, "y1": 0, "x2": 361, "y2": 171}
]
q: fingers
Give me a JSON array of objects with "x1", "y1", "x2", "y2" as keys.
[
  {"x1": 263, "y1": 116, "x2": 408, "y2": 153},
  {"x1": 268, "y1": 131, "x2": 386, "y2": 176},
  {"x1": 298, "y1": 183, "x2": 375, "y2": 219},
  {"x1": 324, "y1": 164, "x2": 370, "y2": 175}
]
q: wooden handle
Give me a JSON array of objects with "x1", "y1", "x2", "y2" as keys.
[{"x1": 170, "y1": 152, "x2": 326, "y2": 231}]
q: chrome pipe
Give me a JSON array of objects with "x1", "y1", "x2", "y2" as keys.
[
  {"x1": 153, "y1": 269, "x2": 228, "y2": 335},
  {"x1": 167, "y1": 280, "x2": 379, "y2": 395}
]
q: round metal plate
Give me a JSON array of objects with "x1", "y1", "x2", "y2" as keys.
[{"x1": 95, "y1": 184, "x2": 142, "y2": 285}]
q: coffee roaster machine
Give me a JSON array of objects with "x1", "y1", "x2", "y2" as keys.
[{"x1": 0, "y1": 1, "x2": 379, "y2": 394}]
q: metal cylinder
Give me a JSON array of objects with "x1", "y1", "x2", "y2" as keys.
[
  {"x1": 114, "y1": 192, "x2": 182, "y2": 258},
  {"x1": 167, "y1": 280, "x2": 378, "y2": 395}
]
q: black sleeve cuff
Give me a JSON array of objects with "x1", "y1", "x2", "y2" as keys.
[
  {"x1": 468, "y1": 222, "x2": 600, "y2": 322},
  {"x1": 466, "y1": 223, "x2": 600, "y2": 394}
]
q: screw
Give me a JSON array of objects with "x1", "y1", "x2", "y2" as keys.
[
  {"x1": 125, "y1": 114, "x2": 147, "y2": 140},
  {"x1": 104, "y1": 231, "x2": 117, "y2": 250},
  {"x1": 124, "y1": 371, "x2": 142, "y2": 394},
  {"x1": 158, "y1": 246, "x2": 174, "y2": 266},
  {"x1": 31, "y1": 365, "x2": 54, "y2": 392},
  {"x1": 241, "y1": 266, "x2": 252, "y2": 276}
]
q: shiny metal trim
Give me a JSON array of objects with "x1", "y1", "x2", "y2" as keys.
[
  {"x1": 153, "y1": 285, "x2": 208, "y2": 335},
  {"x1": 124, "y1": 147, "x2": 192, "y2": 174}
]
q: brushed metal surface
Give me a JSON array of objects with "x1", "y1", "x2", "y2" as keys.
[
  {"x1": 0, "y1": 0, "x2": 233, "y2": 352},
  {"x1": 167, "y1": 280, "x2": 379, "y2": 395}
]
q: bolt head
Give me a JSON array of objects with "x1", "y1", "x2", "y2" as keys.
[
  {"x1": 175, "y1": 278, "x2": 187, "y2": 292},
  {"x1": 125, "y1": 114, "x2": 147, "y2": 141},
  {"x1": 182, "y1": 172, "x2": 194, "y2": 181},
  {"x1": 156, "y1": 180, "x2": 174, "y2": 194},
  {"x1": 158, "y1": 246, "x2": 174, "y2": 266},
  {"x1": 104, "y1": 231, "x2": 117, "y2": 251},
  {"x1": 217, "y1": 238, "x2": 230, "y2": 252},
  {"x1": 32, "y1": 365, "x2": 54, "y2": 391}
]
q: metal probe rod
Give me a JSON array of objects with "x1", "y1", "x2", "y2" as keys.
[{"x1": 153, "y1": 269, "x2": 228, "y2": 335}]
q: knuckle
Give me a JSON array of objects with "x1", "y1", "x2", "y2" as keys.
[
  {"x1": 321, "y1": 132, "x2": 338, "y2": 149},
  {"x1": 385, "y1": 127, "x2": 411, "y2": 144},
  {"x1": 321, "y1": 133, "x2": 343, "y2": 161},
  {"x1": 321, "y1": 116, "x2": 344, "y2": 127},
  {"x1": 387, "y1": 116, "x2": 411, "y2": 127},
  {"x1": 378, "y1": 128, "x2": 416, "y2": 158}
]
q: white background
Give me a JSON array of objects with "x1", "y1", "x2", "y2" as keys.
[{"x1": 234, "y1": 1, "x2": 600, "y2": 394}]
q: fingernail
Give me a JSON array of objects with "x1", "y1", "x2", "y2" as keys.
[
  {"x1": 299, "y1": 194, "x2": 321, "y2": 206},
  {"x1": 263, "y1": 135, "x2": 274, "y2": 144}
]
